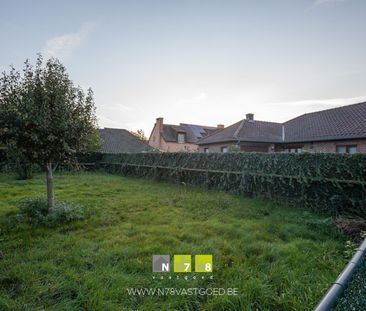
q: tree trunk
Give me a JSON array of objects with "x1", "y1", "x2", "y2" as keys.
[{"x1": 46, "y1": 162, "x2": 54, "y2": 211}]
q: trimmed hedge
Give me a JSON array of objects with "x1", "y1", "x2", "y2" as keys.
[
  {"x1": 76, "y1": 152, "x2": 104, "y2": 164},
  {"x1": 97, "y1": 153, "x2": 366, "y2": 217}
]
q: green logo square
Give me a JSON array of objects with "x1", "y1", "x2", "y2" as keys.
[
  {"x1": 195, "y1": 255, "x2": 213, "y2": 272},
  {"x1": 174, "y1": 255, "x2": 191, "y2": 272}
]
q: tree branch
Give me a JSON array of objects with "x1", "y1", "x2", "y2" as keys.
[{"x1": 52, "y1": 162, "x2": 59, "y2": 173}]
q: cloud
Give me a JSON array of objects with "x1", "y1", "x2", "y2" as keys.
[
  {"x1": 42, "y1": 22, "x2": 95, "y2": 60},
  {"x1": 268, "y1": 95, "x2": 366, "y2": 108},
  {"x1": 306, "y1": 0, "x2": 348, "y2": 10},
  {"x1": 261, "y1": 95, "x2": 366, "y2": 122},
  {"x1": 97, "y1": 115, "x2": 124, "y2": 128},
  {"x1": 177, "y1": 92, "x2": 207, "y2": 105},
  {"x1": 194, "y1": 92, "x2": 207, "y2": 102},
  {"x1": 313, "y1": 0, "x2": 346, "y2": 6},
  {"x1": 99, "y1": 102, "x2": 134, "y2": 112}
]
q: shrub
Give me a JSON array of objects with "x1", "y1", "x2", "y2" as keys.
[
  {"x1": 17, "y1": 198, "x2": 84, "y2": 226},
  {"x1": 14, "y1": 160, "x2": 34, "y2": 180},
  {"x1": 76, "y1": 152, "x2": 104, "y2": 164},
  {"x1": 0, "y1": 148, "x2": 44, "y2": 179},
  {"x1": 7, "y1": 148, "x2": 35, "y2": 180}
]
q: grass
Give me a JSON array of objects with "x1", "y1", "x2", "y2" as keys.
[{"x1": 0, "y1": 172, "x2": 348, "y2": 311}]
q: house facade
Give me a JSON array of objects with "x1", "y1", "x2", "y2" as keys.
[
  {"x1": 197, "y1": 102, "x2": 366, "y2": 154},
  {"x1": 148, "y1": 117, "x2": 222, "y2": 152}
]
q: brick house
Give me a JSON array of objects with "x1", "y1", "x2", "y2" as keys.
[
  {"x1": 197, "y1": 102, "x2": 366, "y2": 153},
  {"x1": 148, "y1": 117, "x2": 222, "y2": 152}
]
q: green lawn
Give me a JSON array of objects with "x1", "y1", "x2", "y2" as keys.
[{"x1": 0, "y1": 172, "x2": 347, "y2": 311}]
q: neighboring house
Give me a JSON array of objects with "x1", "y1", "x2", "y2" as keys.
[
  {"x1": 197, "y1": 102, "x2": 366, "y2": 154},
  {"x1": 148, "y1": 117, "x2": 222, "y2": 152},
  {"x1": 99, "y1": 128, "x2": 152, "y2": 153}
]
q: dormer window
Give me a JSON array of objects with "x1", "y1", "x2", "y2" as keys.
[{"x1": 177, "y1": 133, "x2": 186, "y2": 144}]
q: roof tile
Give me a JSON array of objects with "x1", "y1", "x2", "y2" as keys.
[
  {"x1": 99, "y1": 128, "x2": 151, "y2": 153},
  {"x1": 197, "y1": 102, "x2": 366, "y2": 145}
]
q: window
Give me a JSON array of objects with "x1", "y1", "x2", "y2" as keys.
[
  {"x1": 348, "y1": 146, "x2": 357, "y2": 154},
  {"x1": 204, "y1": 148, "x2": 209, "y2": 153},
  {"x1": 336, "y1": 145, "x2": 357, "y2": 154},
  {"x1": 336, "y1": 146, "x2": 346, "y2": 154},
  {"x1": 284, "y1": 148, "x2": 302, "y2": 153},
  {"x1": 221, "y1": 146, "x2": 228, "y2": 153},
  {"x1": 177, "y1": 133, "x2": 185, "y2": 144}
]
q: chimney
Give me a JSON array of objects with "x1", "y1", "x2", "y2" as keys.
[
  {"x1": 246, "y1": 113, "x2": 254, "y2": 121},
  {"x1": 156, "y1": 117, "x2": 163, "y2": 146},
  {"x1": 217, "y1": 124, "x2": 225, "y2": 129},
  {"x1": 156, "y1": 117, "x2": 163, "y2": 131}
]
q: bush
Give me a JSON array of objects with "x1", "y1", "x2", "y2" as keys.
[
  {"x1": 14, "y1": 161, "x2": 34, "y2": 180},
  {"x1": 17, "y1": 198, "x2": 84, "y2": 226},
  {"x1": 7, "y1": 148, "x2": 35, "y2": 179},
  {"x1": 76, "y1": 152, "x2": 104, "y2": 164},
  {"x1": 0, "y1": 148, "x2": 41, "y2": 179}
]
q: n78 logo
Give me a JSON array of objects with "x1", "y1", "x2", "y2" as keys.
[{"x1": 153, "y1": 254, "x2": 213, "y2": 273}]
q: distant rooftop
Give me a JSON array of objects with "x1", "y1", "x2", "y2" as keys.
[
  {"x1": 197, "y1": 101, "x2": 366, "y2": 145},
  {"x1": 99, "y1": 128, "x2": 152, "y2": 153},
  {"x1": 161, "y1": 123, "x2": 219, "y2": 143}
]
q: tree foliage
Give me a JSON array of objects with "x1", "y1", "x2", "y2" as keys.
[
  {"x1": 130, "y1": 129, "x2": 147, "y2": 141},
  {"x1": 0, "y1": 55, "x2": 99, "y2": 207}
]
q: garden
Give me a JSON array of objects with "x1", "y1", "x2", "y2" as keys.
[
  {"x1": 1, "y1": 56, "x2": 365, "y2": 311},
  {"x1": 0, "y1": 171, "x2": 351, "y2": 310}
]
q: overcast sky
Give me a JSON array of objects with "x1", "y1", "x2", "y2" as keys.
[{"x1": 1, "y1": 0, "x2": 365, "y2": 135}]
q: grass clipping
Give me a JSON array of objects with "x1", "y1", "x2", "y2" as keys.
[{"x1": 17, "y1": 197, "x2": 84, "y2": 226}]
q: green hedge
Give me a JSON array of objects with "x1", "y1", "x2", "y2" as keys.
[
  {"x1": 98, "y1": 153, "x2": 366, "y2": 216},
  {"x1": 76, "y1": 152, "x2": 104, "y2": 164}
]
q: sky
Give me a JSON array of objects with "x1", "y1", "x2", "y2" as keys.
[{"x1": 1, "y1": 0, "x2": 366, "y2": 136}]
